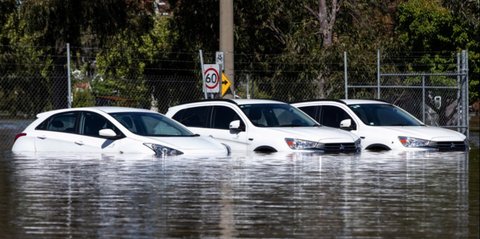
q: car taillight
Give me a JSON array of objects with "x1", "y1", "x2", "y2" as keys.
[{"x1": 14, "y1": 133, "x2": 27, "y2": 142}]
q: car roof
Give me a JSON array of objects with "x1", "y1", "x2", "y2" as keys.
[
  {"x1": 36, "y1": 106, "x2": 155, "y2": 118},
  {"x1": 229, "y1": 99, "x2": 285, "y2": 105},
  {"x1": 340, "y1": 99, "x2": 390, "y2": 105},
  {"x1": 170, "y1": 99, "x2": 286, "y2": 108},
  {"x1": 293, "y1": 99, "x2": 390, "y2": 105}
]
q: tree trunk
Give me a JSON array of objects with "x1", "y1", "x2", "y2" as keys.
[{"x1": 305, "y1": 0, "x2": 341, "y2": 48}]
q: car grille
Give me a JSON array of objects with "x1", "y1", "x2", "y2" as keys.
[
  {"x1": 433, "y1": 141, "x2": 467, "y2": 151},
  {"x1": 323, "y1": 143, "x2": 358, "y2": 153}
]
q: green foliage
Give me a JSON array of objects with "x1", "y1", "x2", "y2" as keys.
[
  {"x1": 397, "y1": 0, "x2": 453, "y2": 51},
  {"x1": 1, "y1": 0, "x2": 478, "y2": 116},
  {"x1": 0, "y1": 10, "x2": 53, "y2": 117},
  {"x1": 94, "y1": 16, "x2": 175, "y2": 109},
  {"x1": 72, "y1": 90, "x2": 95, "y2": 107},
  {"x1": 395, "y1": 0, "x2": 479, "y2": 102}
]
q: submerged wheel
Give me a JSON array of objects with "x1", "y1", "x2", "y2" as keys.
[
  {"x1": 366, "y1": 144, "x2": 391, "y2": 152},
  {"x1": 254, "y1": 146, "x2": 277, "y2": 153}
]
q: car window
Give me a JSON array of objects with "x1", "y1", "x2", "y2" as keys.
[
  {"x1": 298, "y1": 106, "x2": 318, "y2": 120},
  {"x1": 212, "y1": 106, "x2": 244, "y2": 130},
  {"x1": 348, "y1": 104, "x2": 423, "y2": 126},
  {"x1": 240, "y1": 104, "x2": 318, "y2": 127},
  {"x1": 111, "y1": 112, "x2": 195, "y2": 136},
  {"x1": 320, "y1": 106, "x2": 355, "y2": 128},
  {"x1": 172, "y1": 106, "x2": 210, "y2": 128},
  {"x1": 36, "y1": 112, "x2": 78, "y2": 133},
  {"x1": 82, "y1": 112, "x2": 119, "y2": 137}
]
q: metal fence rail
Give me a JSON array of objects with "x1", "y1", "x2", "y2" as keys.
[{"x1": 346, "y1": 50, "x2": 469, "y2": 138}]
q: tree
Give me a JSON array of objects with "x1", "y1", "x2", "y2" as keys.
[
  {"x1": 15, "y1": 0, "x2": 155, "y2": 109},
  {"x1": 0, "y1": 11, "x2": 52, "y2": 116},
  {"x1": 304, "y1": 0, "x2": 342, "y2": 48},
  {"x1": 393, "y1": 0, "x2": 479, "y2": 124}
]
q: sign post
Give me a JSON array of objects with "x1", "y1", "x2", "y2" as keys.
[{"x1": 216, "y1": 52, "x2": 224, "y2": 97}]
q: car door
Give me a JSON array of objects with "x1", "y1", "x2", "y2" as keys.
[
  {"x1": 319, "y1": 105, "x2": 356, "y2": 130},
  {"x1": 34, "y1": 111, "x2": 82, "y2": 152},
  {"x1": 318, "y1": 105, "x2": 378, "y2": 147},
  {"x1": 76, "y1": 111, "x2": 124, "y2": 153},
  {"x1": 210, "y1": 105, "x2": 248, "y2": 151}
]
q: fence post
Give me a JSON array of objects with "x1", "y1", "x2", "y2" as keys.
[
  {"x1": 344, "y1": 51, "x2": 348, "y2": 99},
  {"x1": 463, "y1": 50, "x2": 469, "y2": 139},
  {"x1": 376, "y1": 49, "x2": 381, "y2": 99},
  {"x1": 67, "y1": 43, "x2": 72, "y2": 108},
  {"x1": 199, "y1": 50, "x2": 207, "y2": 99},
  {"x1": 246, "y1": 74, "x2": 250, "y2": 99},
  {"x1": 422, "y1": 75, "x2": 425, "y2": 122},
  {"x1": 457, "y1": 52, "x2": 461, "y2": 131}
]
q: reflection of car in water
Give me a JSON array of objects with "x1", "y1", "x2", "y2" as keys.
[
  {"x1": 292, "y1": 99, "x2": 468, "y2": 151},
  {"x1": 166, "y1": 99, "x2": 361, "y2": 153},
  {"x1": 12, "y1": 107, "x2": 230, "y2": 156}
]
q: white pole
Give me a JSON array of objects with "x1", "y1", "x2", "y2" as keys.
[
  {"x1": 377, "y1": 49, "x2": 381, "y2": 99},
  {"x1": 344, "y1": 51, "x2": 348, "y2": 99},
  {"x1": 67, "y1": 43, "x2": 72, "y2": 108}
]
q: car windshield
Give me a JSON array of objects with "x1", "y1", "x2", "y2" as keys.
[
  {"x1": 239, "y1": 103, "x2": 319, "y2": 127},
  {"x1": 348, "y1": 104, "x2": 424, "y2": 126},
  {"x1": 110, "y1": 112, "x2": 196, "y2": 136}
]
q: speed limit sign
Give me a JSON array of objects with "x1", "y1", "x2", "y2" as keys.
[{"x1": 203, "y1": 64, "x2": 220, "y2": 93}]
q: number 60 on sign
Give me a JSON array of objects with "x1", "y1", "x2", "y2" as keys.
[{"x1": 203, "y1": 64, "x2": 220, "y2": 93}]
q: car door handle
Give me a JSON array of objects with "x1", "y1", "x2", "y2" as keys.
[
  {"x1": 37, "y1": 135, "x2": 46, "y2": 140},
  {"x1": 360, "y1": 136, "x2": 366, "y2": 139},
  {"x1": 74, "y1": 141, "x2": 84, "y2": 145}
]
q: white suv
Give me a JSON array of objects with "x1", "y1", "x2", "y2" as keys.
[
  {"x1": 165, "y1": 99, "x2": 361, "y2": 153},
  {"x1": 292, "y1": 99, "x2": 468, "y2": 151}
]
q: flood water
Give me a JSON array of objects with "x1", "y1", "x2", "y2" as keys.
[{"x1": 1, "y1": 120, "x2": 479, "y2": 238}]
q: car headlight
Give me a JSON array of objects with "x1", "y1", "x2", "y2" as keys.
[
  {"x1": 285, "y1": 138, "x2": 320, "y2": 150},
  {"x1": 398, "y1": 136, "x2": 431, "y2": 148},
  {"x1": 143, "y1": 143, "x2": 183, "y2": 156}
]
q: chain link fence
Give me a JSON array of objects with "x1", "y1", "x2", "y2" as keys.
[
  {"x1": 346, "y1": 50, "x2": 470, "y2": 137},
  {"x1": 0, "y1": 47, "x2": 471, "y2": 142}
]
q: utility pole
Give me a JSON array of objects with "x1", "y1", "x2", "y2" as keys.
[{"x1": 220, "y1": 0, "x2": 234, "y2": 96}]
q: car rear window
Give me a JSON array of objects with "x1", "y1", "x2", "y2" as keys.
[{"x1": 172, "y1": 106, "x2": 210, "y2": 128}]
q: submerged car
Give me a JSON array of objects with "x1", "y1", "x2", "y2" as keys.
[
  {"x1": 292, "y1": 99, "x2": 468, "y2": 151},
  {"x1": 165, "y1": 99, "x2": 361, "y2": 153},
  {"x1": 12, "y1": 107, "x2": 230, "y2": 156}
]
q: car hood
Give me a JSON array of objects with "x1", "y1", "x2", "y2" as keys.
[
  {"x1": 380, "y1": 126, "x2": 466, "y2": 141},
  {"x1": 144, "y1": 135, "x2": 227, "y2": 155},
  {"x1": 268, "y1": 126, "x2": 358, "y2": 143}
]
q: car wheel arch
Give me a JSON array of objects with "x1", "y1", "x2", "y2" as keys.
[
  {"x1": 365, "y1": 144, "x2": 391, "y2": 151},
  {"x1": 254, "y1": 146, "x2": 277, "y2": 153}
]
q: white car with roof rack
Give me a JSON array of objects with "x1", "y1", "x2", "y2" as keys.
[
  {"x1": 12, "y1": 107, "x2": 230, "y2": 157},
  {"x1": 292, "y1": 99, "x2": 468, "y2": 151},
  {"x1": 165, "y1": 99, "x2": 361, "y2": 153}
]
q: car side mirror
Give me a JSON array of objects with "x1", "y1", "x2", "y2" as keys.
[
  {"x1": 99, "y1": 129, "x2": 120, "y2": 139},
  {"x1": 229, "y1": 120, "x2": 243, "y2": 134},
  {"x1": 340, "y1": 119, "x2": 354, "y2": 130}
]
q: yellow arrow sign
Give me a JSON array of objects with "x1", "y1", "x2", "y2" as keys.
[{"x1": 221, "y1": 73, "x2": 232, "y2": 96}]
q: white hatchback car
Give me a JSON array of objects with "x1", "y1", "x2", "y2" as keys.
[
  {"x1": 165, "y1": 99, "x2": 361, "y2": 153},
  {"x1": 12, "y1": 107, "x2": 230, "y2": 156},
  {"x1": 292, "y1": 99, "x2": 468, "y2": 151}
]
